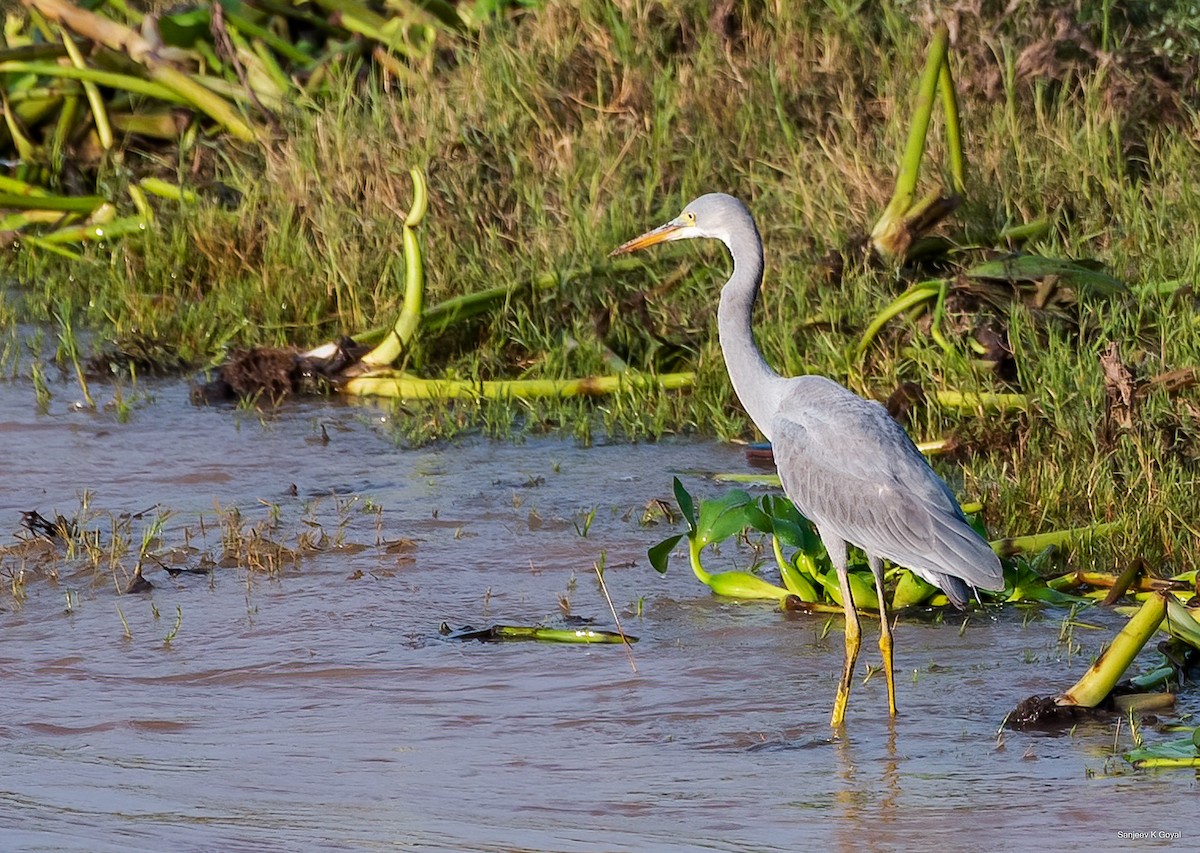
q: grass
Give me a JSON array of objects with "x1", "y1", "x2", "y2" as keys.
[{"x1": 3, "y1": 2, "x2": 1200, "y2": 576}]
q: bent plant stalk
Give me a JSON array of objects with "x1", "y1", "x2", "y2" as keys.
[
  {"x1": 339, "y1": 169, "x2": 696, "y2": 401},
  {"x1": 352, "y1": 167, "x2": 429, "y2": 371}
]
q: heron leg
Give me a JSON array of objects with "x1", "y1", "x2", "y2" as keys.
[
  {"x1": 828, "y1": 540, "x2": 860, "y2": 728},
  {"x1": 870, "y1": 556, "x2": 897, "y2": 717}
]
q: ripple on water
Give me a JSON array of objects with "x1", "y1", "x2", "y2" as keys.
[{"x1": 1, "y1": 379, "x2": 1197, "y2": 852}]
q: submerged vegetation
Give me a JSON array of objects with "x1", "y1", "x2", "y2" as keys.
[{"x1": 3, "y1": 4, "x2": 1200, "y2": 626}]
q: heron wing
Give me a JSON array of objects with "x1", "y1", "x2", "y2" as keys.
[{"x1": 770, "y1": 378, "x2": 1004, "y2": 594}]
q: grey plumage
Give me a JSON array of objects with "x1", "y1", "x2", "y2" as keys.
[
  {"x1": 614, "y1": 192, "x2": 1004, "y2": 724},
  {"x1": 769, "y1": 377, "x2": 998, "y2": 607}
]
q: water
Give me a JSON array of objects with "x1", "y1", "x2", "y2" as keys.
[{"x1": 1, "y1": 375, "x2": 1197, "y2": 852}]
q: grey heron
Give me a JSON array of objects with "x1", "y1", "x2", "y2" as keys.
[{"x1": 613, "y1": 193, "x2": 1004, "y2": 726}]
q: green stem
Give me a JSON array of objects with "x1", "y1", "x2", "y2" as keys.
[
  {"x1": 772, "y1": 535, "x2": 819, "y2": 601},
  {"x1": 20, "y1": 0, "x2": 259, "y2": 142},
  {"x1": 930, "y1": 278, "x2": 954, "y2": 355},
  {"x1": 36, "y1": 215, "x2": 148, "y2": 245},
  {"x1": 137, "y1": 177, "x2": 198, "y2": 204},
  {"x1": 359, "y1": 168, "x2": 427, "y2": 368},
  {"x1": 856, "y1": 282, "x2": 940, "y2": 356},
  {"x1": 0, "y1": 191, "x2": 105, "y2": 212},
  {"x1": 688, "y1": 537, "x2": 711, "y2": 585},
  {"x1": 60, "y1": 27, "x2": 112, "y2": 150},
  {"x1": 0, "y1": 61, "x2": 185, "y2": 103},
  {"x1": 870, "y1": 25, "x2": 949, "y2": 255},
  {"x1": 307, "y1": 0, "x2": 423, "y2": 57},
  {"x1": 488, "y1": 625, "x2": 635, "y2": 644},
  {"x1": 224, "y1": 8, "x2": 313, "y2": 66},
  {"x1": 938, "y1": 58, "x2": 965, "y2": 194},
  {"x1": 898, "y1": 25, "x2": 950, "y2": 204},
  {"x1": 997, "y1": 218, "x2": 1051, "y2": 244},
  {"x1": 1046, "y1": 570, "x2": 1180, "y2": 594},
  {"x1": 991, "y1": 522, "x2": 1118, "y2": 558},
  {"x1": 0, "y1": 175, "x2": 51, "y2": 196},
  {"x1": 1058, "y1": 592, "x2": 1167, "y2": 707},
  {"x1": 934, "y1": 389, "x2": 1027, "y2": 413},
  {"x1": 342, "y1": 371, "x2": 696, "y2": 400}
]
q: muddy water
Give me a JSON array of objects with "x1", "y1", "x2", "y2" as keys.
[{"x1": 1, "y1": 375, "x2": 1197, "y2": 852}]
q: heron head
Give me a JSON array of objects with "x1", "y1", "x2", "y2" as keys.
[{"x1": 610, "y1": 193, "x2": 745, "y2": 255}]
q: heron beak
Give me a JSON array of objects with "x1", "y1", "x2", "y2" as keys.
[{"x1": 609, "y1": 221, "x2": 684, "y2": 256}]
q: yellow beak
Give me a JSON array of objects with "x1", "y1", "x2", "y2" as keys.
[{"x1": 609, "y1": 221, "x2": 683, "y2": 256}]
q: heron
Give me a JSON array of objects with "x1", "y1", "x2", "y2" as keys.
[{"x1": 613, "y1": 193, "x2": 1005, "y2": 726}]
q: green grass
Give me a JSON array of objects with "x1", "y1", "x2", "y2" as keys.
[{"x1": 4, "y1": 1, "x2": 1200, "y2": 575}]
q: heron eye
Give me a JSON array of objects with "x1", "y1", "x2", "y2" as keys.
[{"x1": 685, "y1": 212, "x2": 696, "y2": 225}]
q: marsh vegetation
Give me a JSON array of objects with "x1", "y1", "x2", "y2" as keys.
[{"x1": 5, "y1": 1, "x2": 1200, "y2": 584}]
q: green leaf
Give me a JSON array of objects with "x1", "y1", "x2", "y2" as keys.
[
  {"x1": 762, "y1": 495, "x2": 820, "y2": 550},
  {"x1": 1163, "y1": 596, "x2": 1200, "y2": 650},
  {"x1": 673, "y1": 477, "x2": 696, "y2": 532},
  {"x1": 1125, "y1": 733, "x2": 1200, "y2": 766},
  {"x1": 1129, "y1": 665, "x2": 1175, "y2": 691},
  {"x1": 770, "y1": 516, "x2": 815, "y2": 549},
  {"x1": 157, "y1": 7, "x2": 213, "y2": 47},
  {"x1": 819, "y1": 568, "x2": 880, "y2": 611},
  {"x1": 892, "y1": 569, "x2": 938, "y2": 609},
  {"x1": 696, "y1": 489, "x2": 756, "y2": 546},
  {"x1": 1005, "y1": 558, "x2": 1089, "y2": 606},
  {"x1": 965, "y1": 255, "x2": 1126, "y2": 296},
  {"x1": 779, "y1": 555, "x2": 820, "y2": 601},
  {"x1": 648, "y1": 534, "x2": 683, "y2": 575},
  {"x1": 742, "y1": 502, "x2": 773, "y2": 534}
]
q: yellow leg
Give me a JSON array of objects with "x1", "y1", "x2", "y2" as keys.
[
  {"x1": 870, "y1": 556, "x2": 897, "y2": 717},
  {"x1": 831, "y1": 556, "x2": 861, "y2": 727}
]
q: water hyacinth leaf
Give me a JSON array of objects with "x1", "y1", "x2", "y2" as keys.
[
  {"x1": 965, "y1": 255, "x2": 1127, "y2": 296},
  {"x1": 892, "y1": 569, "x2": 938, "y2": 609},
  {"x1": 765, "y1": 494, "x2": 805, "y2": 528},
  {"x1": 648, "y1": 533, "x2": 682, "y2": 575},
  {"x1": 770, "y1": 516, "x2": 812, "y2": 549},
  {"x1": 1129, "y1": 665, "x2": 1175, "y2": 692},
  {"x1": 695, "y1": 489, "x2": 756, "y2": 546},
  {"x1": 1163, "y1": 596, "x2": 1200, "y2": 650},
  {"x1": 763, "y1": 495, "x2": 819, "y2": 551},
  {"x1": 1125, "y1": 733, "x2": 1200, "y2": 768},
  {"x1": 778, "y1": 556, "x2": 819, "y2": 601},
  {"x1": 1003, "y1": 557, "x2": 1089, "y2": 605},
  {"x1": 672, "y1": 476, "x2": 695, "y2": 532},
  {"x1": 741, "y1": 501, "x2": 772, "y2": 534},
  {"x1": 706, "y1": 570, "x2": 791, "y2": 601},
  {"x1": 819, "y1": 568, "x2": 880, "y2": 612}
]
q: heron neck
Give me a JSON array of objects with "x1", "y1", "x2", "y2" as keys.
[{"x1": 716, "y1": 228, "x2": 786, "y2": 441}]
